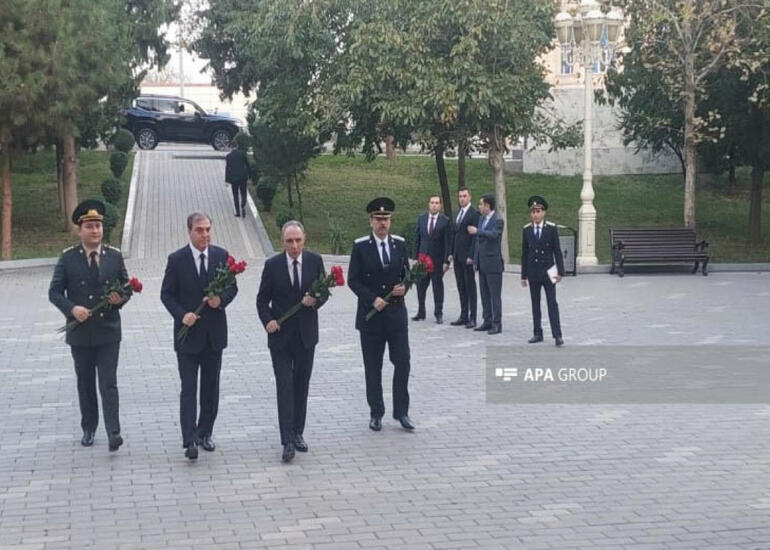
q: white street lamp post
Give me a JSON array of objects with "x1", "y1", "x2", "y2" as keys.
[{"x1": 555, "y1": 2, "x2": 623, "y2": 267}]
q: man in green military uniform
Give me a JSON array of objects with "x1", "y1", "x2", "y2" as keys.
[
  {"x1": 348, "y1": 197, "x2": 415, "y2": 431},
  {"x1": 49, "y1": 200, "x2": 131, "y2": 451}
]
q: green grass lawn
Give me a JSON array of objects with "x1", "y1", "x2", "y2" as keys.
[
  {"x1": 1, "y1": 150, "x2": 133, "y2": 260},
  {"x1": 256, "y1": 154, "x2": 770, "y2": 263}
]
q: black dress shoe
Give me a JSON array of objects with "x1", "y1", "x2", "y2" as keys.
[
  {"x1": 81, "y1": 430, "x2": 95, "y2": 447},
  {"x1": 450, "y1": 318, "x2": 468, "y2": 326},
  {"x1": 555, "y1": 337, "x2": 564, "y2": 347},
  {"x1": 198, "y1": 435, "x2": 215, "y2": 452},
  {"x1": 294, "y1": 434, "x2": 308, "y2": 452},
  {"x1": 282, "y1": 442, "x2": 295, "y2": 463},
  {"x1": 369, "y1": 416, "x2": 382, "y2": 431},
  {"x1": 185, "y1": 442, "x2": 198, "y2": 460},
  {"x1": 528, "y1": 335, "x2": 544, "y2": 343},
  {"x1": 474, "y1": 323, "x2": 492, "y2": 332},
  {"x1": 465, "y1": 320, "x2": 476, "y2": 329},
  {"x1": 108, "y1": 434, "x2": 123, "y2": 452},
  {"x1": 397, "y1": 416, "x2": 415, "y2": 430},
  {"x1": 435, "y1": 314, "x2": 443, "y2": 324},
  {"x1": 487, "y1": 325, "x2": 502, "y2": 335},
  {"x1": 411, "y1": 314, "x2": 426, "y2": 321}
]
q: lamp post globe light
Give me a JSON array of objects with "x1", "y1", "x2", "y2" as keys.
[{"x1": 555, "y1": 2, "x2": 623, "y2": 267}]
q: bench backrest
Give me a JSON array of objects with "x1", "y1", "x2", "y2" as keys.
[{"x1": 610, "y1": 228, "x2": 697, "y2": 247}]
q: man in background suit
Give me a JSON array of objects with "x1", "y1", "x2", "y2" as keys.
[
  {"x1": 49, "y1": 199, "x2": 130, "y2": 452},
  {"x1": 224, "y1": 133, "x2": 256, "y2": 218},
  {"x1": 257, "y1": 221, "x2": 327, "y2": 463},
  {"x1": 348, "y1": 197, "x2": 415, "y2": 432},
  {"x1": 161, "y1": 213, "x2": 239, "y2": 459},
  {"x1": 468, "y1": 194, "x2": 504, "y2": 335},
  {"x1": 413, "y1": 195, "x2": 452, "y2": 324},
  {"x1": 449, "y1": 187, "x2": 480, "y2": 328},
  {"x1": 521, "y1": 195, "x2": 564, "y2": 346}
]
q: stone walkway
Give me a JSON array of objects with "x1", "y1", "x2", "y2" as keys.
[{"x1": 1, "y1": 145, "x2": 769, "y2": 549}]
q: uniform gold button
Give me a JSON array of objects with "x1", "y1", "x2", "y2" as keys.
[{"x1": 89, "y1": 295, "x2": 93, "y2": 299}]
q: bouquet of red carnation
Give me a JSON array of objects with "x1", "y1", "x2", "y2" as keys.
[
  {"x1": 276, "y1": 265, "x2": 345, "y2": 326},
  {"x1": 177, "y1": 256, "x2": 247, "y2": 344},
  {"x1": 365, "y1": 253, "x2": 433, "y2": 321},
  {"x1": 58, "y1": 277, "x2": 143, "y2": 334}
]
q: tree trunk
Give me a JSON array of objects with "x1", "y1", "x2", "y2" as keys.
[
  {"x1": 457, "y1": 140, "x2": 467, "y2": 190},
  {"x1": 56, "y1": 139, "x2": 65, "y2": 217},
  {"x1": 385, "y1": 135, "x2": 396, "y2": 160},
  {"x1": 294, "y1": 174, "x2": 304, "y2": 222},
  {"x1": 1, "y1": 127, "x2": 12, "y2": 260},
  {"x1": 488, "y1": 127, "x2": 509, "y2": 263},
  {"x1": 286, "y1": 175, "x2": 294, "y2": 208},
  {"x1": 433, "y1": 142, "x2": 453, "y2": 216},
  {"x1": 682, "y1": 34, "x2": 697, "y2": 228},
  {"x1": 62, "y1": 134, "x2": 79, "y2": 233},
  {"x1": 727, "y1": 147, "x2": 736, "y2": 195},
  {"x1": 748, "y1": 162, "x2": 763, "y2": 244}
]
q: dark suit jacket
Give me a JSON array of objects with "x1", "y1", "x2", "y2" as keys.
[
  {"x1": 160, "y1": 244, "x2": 238, "y2": 353},
  {"x1": 256, "y1": 250, "x2": 327, "y2": 350},
  {"x1": 224, "y1": 149, "x2": 255, "y2": 185},
  {"x1": 49, "y1": 244, "x2": 129, "y2": 347},
  {"x1": 521, "y1": 222, "x2": 565, "y2": 281},
  {"x1": 414, "y1": 212, "x2": 452, "y2": 265},
  {"x1": 452, "y1": 206, "x2": 480, "y2": 263},
  {"x1": 473, "y1": 212, "x2": 504, "y2": 274},
  {"x1": 348, "y1": 233, "x2": 410, "y2": 332}
]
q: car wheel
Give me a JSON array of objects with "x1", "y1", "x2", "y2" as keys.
[
  {"x1": 135, "y1": 127, "x2": 159, "y2": 150},
  {"x1": 211, "y1": 129, "x2": 233, "y2": 151}
]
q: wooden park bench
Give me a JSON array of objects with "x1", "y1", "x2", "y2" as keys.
[{"x1": 610, "y1": 227, "x2": 710, "y2": 277}]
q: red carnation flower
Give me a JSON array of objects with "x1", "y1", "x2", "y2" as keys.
[
  {"x1": 417, "y1": 253, "x2": 434, "y2": 274},
  {"x1": 129, "y1": 277, "x2": 143, "y2": 293},
  {"x1": 331, "y1": 265, "x2": 345, "y2": 286}
]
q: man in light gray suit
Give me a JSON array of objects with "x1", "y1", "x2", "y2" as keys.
[{"x1": 468, "y1": 194, "x2": 504, "y2": 335}]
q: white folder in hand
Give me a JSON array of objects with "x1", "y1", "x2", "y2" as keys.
[{"x1": 547, "y1": 265, "x2": 559, "y2": 284}]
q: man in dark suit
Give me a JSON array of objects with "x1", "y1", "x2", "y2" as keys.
[
  {"x1": 160, "y1": 212, "x2": 239, "y2": 459},
  {"x1": 450, "y1": 187, "x2": 480, "y2": 328},
  {"x1": 224, "y1": 133, "x2": 256, "y2": 218},
  {"x1": 521, "y1": 196, "x2": 565, "y2": 346},
  {"x1": 348, "y1": 197, "x2": 415, "y2": 432},
  {"x1": 468, "y1": 194, "x2": 504, "y2": 335},
  {"x1": 413, "y1": 195, "x2": 452, "y2": 324},
  {"x1": 257, "y1": 221, "x2": 327, "y2": 462},
  {"x1": 49, "y1": 200, "x2": 130, "y2": 451}
]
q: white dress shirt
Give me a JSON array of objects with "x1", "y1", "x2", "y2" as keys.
[
  {"x1": 286, "y1": 252, "x2": 303, "y2": 286},
  {"x1": 189, "y1": 243, "x2": 209, "y2": 274},
  {"x1": 374, "y1": 234, "x2": 390, "y2": 266}
]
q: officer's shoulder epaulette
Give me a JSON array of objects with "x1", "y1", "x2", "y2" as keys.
[
  {"x1": 61, "y1": 245, "x2": 76, "y2": 256},
  {"x1": 523, "y1": 223, "x2": 532, "y2": 228},
  {"x1": 105, "y1": 244, "x2": 121, "y2": 252},
  {"x1": 545, "y1": 221, "x2": 556, "y2": 227},
  {"x1": 354, "y1": 235, "x2": 370, "y2": 244},
  {"x1": 391, "y1": 234, "x2": 405, "y2": 242}
]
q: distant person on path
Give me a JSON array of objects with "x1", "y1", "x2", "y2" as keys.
[
  {"x1": 225, "y1": 133, "x2": 256, "y2": 218},
  {"x1": 450, "y1": 187, "x2": 480, "y2": 329},
  {"x1": 160, "y1": 213, "x2": 239, "y2": 460},
  {"x1": 257, "y1": 221, "x2": 327, "y2": 463},
  {"x1": 468, "y1": 194, "x2": 504, "y2": 335},
  {"x1": 413, "y1": 195, "x2": 452, "y2": 324},
  {"x1": 521, "y1": 196, "x2": 564, "y2": 347},
  {"x1": 49, "y1": 200, "x2": 131, "y2": 452}
]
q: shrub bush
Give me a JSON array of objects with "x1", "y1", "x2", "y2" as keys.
[
  {"x1": 255, "y1": 176, "x2": 278, "y2": 212},
  {"x1": 275, "y1": 208, "x2": 298, "y2": 230},
  {"x1": 112, "y1": 129, "x2": 135, "y2": 153},
  {"x1": 110, "y1": 151, "x2": 129, "y2": 178},
  {"x1": 101, "y1": 199, "x2": 119, "y2": 242},
  {"x1": 101, "y1": 177, "x2": 122, "y2": 204}
]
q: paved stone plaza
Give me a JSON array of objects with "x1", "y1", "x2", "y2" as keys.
[{"x1": 1, "y1": 148, "x2": 769, "y2": 549}]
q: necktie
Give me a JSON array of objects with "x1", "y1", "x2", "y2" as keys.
[
  {"x1": 380, "y1": 241, "x2": 390, "y2": 267},
  {"x1": 292, "y1": 259, "x2": 300, "y2": 295},
  {"x1": 429, "y1": 216, "x2": 435, "y2": 235},
  {"x1": 456, "y1": 209, "x2": 464, "y2": 224},
  {"x1": 536, "y1": 226, "x2": 541, "y2": 240},
  {"x1": 199, "y1": 253, "x2": 207, "y2": 284},
  {"x1": 481, "y1": 216, "x2": 488, "y2": 230},
  {"x1": 89, "y1": 251, "x2": 99, "y2": 281}
]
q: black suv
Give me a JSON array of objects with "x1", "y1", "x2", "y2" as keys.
[{"x1": 122, "y1": 95, "x2": 245, "y2": 151}]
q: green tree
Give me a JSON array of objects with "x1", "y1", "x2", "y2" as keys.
[{"x1": 614, "y1": 0, "x2": 764, "y2": 229}]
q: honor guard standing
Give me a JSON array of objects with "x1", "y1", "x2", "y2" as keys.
[
  {"x1": 49, "y1": 199, "x2": 130, "y2": 451},
  {"x1": 520, "y1": 196, "x2": 565, "y2": 346},
  {"x1": 348, "y1": 197, "x2": 415, "y2": 432}
]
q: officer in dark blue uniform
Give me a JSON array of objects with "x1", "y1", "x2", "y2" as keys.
[
  {"x1": 520, "y1": 196, "x2": 565, "y2": 346},
  {"x1": 348, "y1": 197, "x2": 415, "y2": 431},
  {"x1": 49, "y1": 200, "x2": 130, "y2": 450}
]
